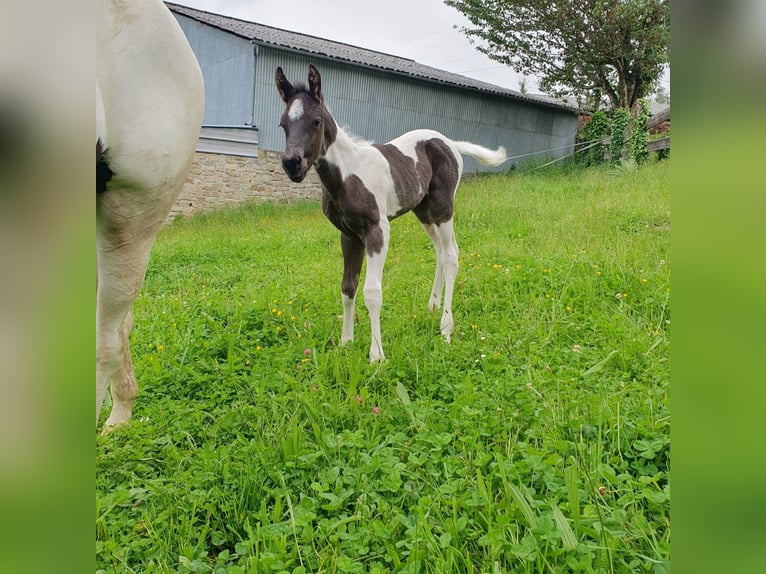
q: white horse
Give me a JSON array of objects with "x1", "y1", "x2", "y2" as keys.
[
  {"x1": 96, "y1": 0, "x2": 204, "y2": 430},
  {"x1": 276, "y1": 65, "x2": 506, "y2": 362}
]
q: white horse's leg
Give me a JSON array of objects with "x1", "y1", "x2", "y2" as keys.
[
  {"x1": 421, "y1": 222, "x2": 445, "y2": 311},
  {"x1": 96, "y1": 0, "x2": 203, "y2": 432},
  {"x1": 433, "y1": 218, "x2": 459, "y2": 342},
  {"x1": 340, "y1": 234, "x2": 365, "y2": 345},
  {"x1": 96, "y1": 189, "x2": 172, "y2": 431},
  {"x1": 96, "y1": 303, "x2": 137, "y2": 429},
  {"x1": 363, "y1": 224, "x2": 390, "y2": 362},
  {"x1": 96, "y1": 242, "x2": 153, "y2": 429}
]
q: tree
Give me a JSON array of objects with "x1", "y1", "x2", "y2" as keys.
[
  {"x1": 444, "y1": 0, "x2": 670, "y2": 111},
  {"x1": 653, "y1": 81, "x2": 670, "y2": 104}
]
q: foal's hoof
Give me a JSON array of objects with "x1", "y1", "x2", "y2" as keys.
[
  {"x1": 369, "y1": 347, "x2": 386, "y2": 363},
  {"x1": 440, "y1": 315, "x2": 454, "y2": 343},
  {"x1": 100, "y1": 419, "x2": 130, "y2": 436}
]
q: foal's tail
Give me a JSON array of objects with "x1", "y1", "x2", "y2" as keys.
[{"x1": 453, "y1": 141, "x2": 508, "y2": 167}]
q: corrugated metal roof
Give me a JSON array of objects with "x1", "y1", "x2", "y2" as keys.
[
  {"x1": 649, "y1": 102, "x2": 670, "y2": 117},
  {"x1": 167, "y1": 2, "x2": 577, "y2": 113}
]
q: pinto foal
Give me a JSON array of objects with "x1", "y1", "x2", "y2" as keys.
[{"x1": 276, "y1": 65, "x2": 506, "y2": 362}]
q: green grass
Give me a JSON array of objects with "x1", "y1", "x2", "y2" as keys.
[{"x1": 97, "y1": 160, "x2": 670, "y2": 573}]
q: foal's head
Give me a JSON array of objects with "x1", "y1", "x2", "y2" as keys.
[{"x1": 275, "y1": 64, "x2": 332, "y2": 182}]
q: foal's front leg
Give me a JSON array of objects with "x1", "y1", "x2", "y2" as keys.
[
  {"x1": 363, "y1": 223, "x2": 390, "y2": 362},
  {"x1": 340, "y1": 234, "x2": 365, "y2": 346}
]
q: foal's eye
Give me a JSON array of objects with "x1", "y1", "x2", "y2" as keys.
[{"x1": 312, "y1": 118, "x2": 322, "y2": 129}]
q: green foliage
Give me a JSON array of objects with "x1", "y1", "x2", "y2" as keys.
[
  {"x1": 630, "y1": 100, "x2": 651, "y2": 165},
  {"x1": 97, "y1": 163, "x2": 670, "y2": 573},
  {"x1": 575, "y1": 111, "x2": 609, "y2": 167},
  {"x1": 609, "y1": 108, "x2": 631, "y2": 165},
  {"x1": 577, "y1": 106, "x2": 652, "y2": 167},
  {"x1": 444, "y1": 0, "x2": 670, "y2": 109}
]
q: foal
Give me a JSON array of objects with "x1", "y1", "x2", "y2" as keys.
[{"x1": 276, "y1": 65, "x2": 506, "y2": 362}]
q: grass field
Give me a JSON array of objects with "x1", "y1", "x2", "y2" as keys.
[{"x1": 96, "y1": 160, "x2": 670, "y2": 573}]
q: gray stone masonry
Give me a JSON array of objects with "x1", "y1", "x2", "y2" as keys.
[{"x1": 168, "y1": 149, "x2": 322, "y2": 220}]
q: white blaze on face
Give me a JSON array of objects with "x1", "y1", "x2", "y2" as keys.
[{"x1": 288, "y1": 98, "x2": 304, "y2": 121}]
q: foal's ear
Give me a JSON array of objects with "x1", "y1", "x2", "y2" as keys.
[
  {"x1": 308, "y1": 64, "x2": 322, "y2": 101},
  {"x1": 275, "y1": 67, "x2": 294, "y2": 103}
]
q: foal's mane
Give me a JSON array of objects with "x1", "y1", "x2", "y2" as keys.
[
  {"x1": 344, "y1": 130, "x2": 375, "y2": 148},
  {"x1": 289, "y1": 85, "x2": 374, "y2": 148}
]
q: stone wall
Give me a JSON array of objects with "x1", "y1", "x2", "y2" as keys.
[{"x1": 169, "y1": 149, "x2": 322, "y2": 220}]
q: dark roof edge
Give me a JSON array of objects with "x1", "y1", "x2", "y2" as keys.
[
  {"x1": 256, "y1": 41, "x2": 576, "y2": 113},
  {"x1": 166, "y1": 2, "x2": 411, "y2": 62},
  {"x1": 167, "y1": 2, "x2": 578, "y2": 113}
]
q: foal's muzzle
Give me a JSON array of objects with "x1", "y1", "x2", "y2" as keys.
[{"x1": 281, "y1": 153, "x2": 307, "y2": 182}]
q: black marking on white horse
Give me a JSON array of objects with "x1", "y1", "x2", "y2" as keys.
[{"x1": 96, "y1": 138, "x2": 113, "y2": 193}]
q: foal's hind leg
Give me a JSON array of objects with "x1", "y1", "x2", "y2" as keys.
[
  {"x1": 420, "y1": 222, "x2": 445, "y2": 311},
  {"x1": 433, "y1": 218, "x2": 460, "y2": 342}
]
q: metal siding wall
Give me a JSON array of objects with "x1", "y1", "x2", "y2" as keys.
[
  {"x1": 253, "y1": 46, "x2": 577, "y2": 170},
  {"x1": 174, "y1": 14, "x2": 254, "y2": 126},
  {"x1": 255, "y1": 49, "x2": 326, "y2": 151}
]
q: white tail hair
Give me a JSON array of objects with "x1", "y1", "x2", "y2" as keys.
[{"x1": 453, "y1": 141, "x2": 508, "y2": 167}]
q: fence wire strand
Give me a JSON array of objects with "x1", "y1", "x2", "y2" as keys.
[{"x1": 491, "y1": 138, "x2": 604, "y2": 174}]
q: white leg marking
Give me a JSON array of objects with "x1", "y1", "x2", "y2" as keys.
[
  {"x1": 341, "y1": 293, "x2": 355, "y2": 345},
  {"x1": 434, "y1": 220, "x2": 459, "y2": 343},
  {"x1": 421, "y1": 222, "x2": 445, "y2": 311},
  {"x1": 364, "y1": 228, "x2": 390, "y2": 362}
]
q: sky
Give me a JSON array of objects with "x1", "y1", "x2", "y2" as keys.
[
  {"x1": 172, "y1": 0, "x2": 670, "y2": 98},
  {"x1": 172, "y1": 0, "x2": 539, "y2": 92}
]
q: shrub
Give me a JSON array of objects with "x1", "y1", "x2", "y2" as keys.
[
  {"x1": 609, "y1": 107, "x2": 631, "y2": 165},
  {"x1": 575, "y1": 111, "x2": 609, "y2": 167},
  {"x1": 630, "y1": 99, "x2": 651, "y2": 165}
]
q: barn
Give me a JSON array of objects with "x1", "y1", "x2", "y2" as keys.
[{"x1": 166, "y1": 2, "x2": 579, "y2": 218}]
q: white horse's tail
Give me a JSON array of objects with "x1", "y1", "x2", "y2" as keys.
[{"x1": 453, "y1": 141, "x2": 508, "y2": 167}]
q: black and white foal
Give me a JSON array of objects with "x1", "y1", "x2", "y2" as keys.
[{"x1": 276, "y1": 65, "x2": 507, "y2": 362}]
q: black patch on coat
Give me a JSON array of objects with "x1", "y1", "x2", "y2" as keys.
[
  {"x1": 317, "y1": 158, "x2": 384, "y2": 255},
  {"x1": 373, "y1": 144, "x2": 429, "y2": 219},
  {"x1": 96, "y1": 138, "x2": 113, "y2": 193},
  {"x1": 322, "y1": 106, "x2": 338, "y2": 150},
  {"x1": 373, "y1": 138, "x2": 460, "y2": 225},
  {"x1": 340, "y1": 234, "x2": 365, "y2": 298},
  {"x1": 411, "y1": 139, "x2": 460, "y2": 226}
]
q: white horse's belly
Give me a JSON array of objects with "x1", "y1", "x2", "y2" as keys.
[{"x1": 97, "y1": 0, "x2": 204, "y2": 189}]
